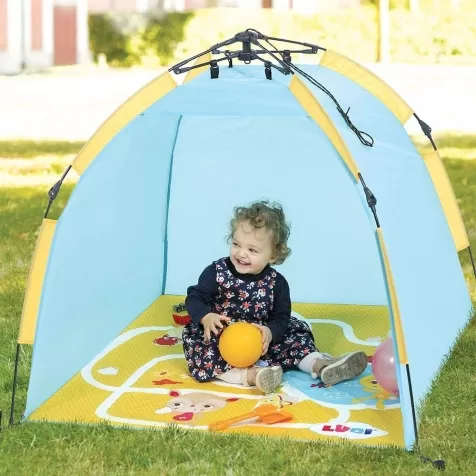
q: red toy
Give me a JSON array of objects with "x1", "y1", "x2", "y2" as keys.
[{"x1": 172, "y1": 313, "x2": 191, "y2": 325}]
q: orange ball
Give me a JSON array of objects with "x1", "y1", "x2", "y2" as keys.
[{"x1": 219, "y1": 322, "x2": 263, "y2": 368}]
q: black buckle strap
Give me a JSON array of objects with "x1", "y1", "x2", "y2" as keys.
[
  {"x1": 414, "y1": 113, "x2": 437, "y2": 150},
  {"x1": 44, "y1": 165, "x2": 72, "y2": 219},
  {"x1": 359, "y1": 173, "x2": 380, "y2": 228},
  {"x1": 210, "y1": 60, "x2": 219, "y2": 79}
]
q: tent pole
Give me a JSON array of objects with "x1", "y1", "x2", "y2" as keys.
[
  {"x1": 405, "y1": 364, "x2": 419, "y2": 446},
  {"x1": 10, "y1": 168, "x2": 70, "y2": 426},
  {"x1": 468, "y1": 246, "x2": 476, "y2": 279},
  {"x1": 9, "y1": 343, "x2": 21, "y2": 426},
  {"x1": 361, "y1": 172, "x2": 422, "y2": 451}
]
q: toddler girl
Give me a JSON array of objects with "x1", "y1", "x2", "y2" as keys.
[{"x1": 182, "y1": 201, "x2": 367, "y2": 394}]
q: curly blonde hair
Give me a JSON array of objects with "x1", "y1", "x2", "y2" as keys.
[{"x1": 228, "y1": 201, "x2": 291, "y2": 265}]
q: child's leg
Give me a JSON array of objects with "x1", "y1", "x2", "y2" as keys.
[
  {"x1": 215, "y1": 367, "x2": 248, "y2": 385},
  {"x1": 298, "y1": 351, "x2": 368, "y2": 385},
  {"x1": 216, "y1": 366, "x2": 282, "y2": 394},
  {"x1": 182, "y1": 322, "x2": 229, "y2": 382},
  {"x1": 298, "y1": 352, "x2": 332, "y2": 377}
]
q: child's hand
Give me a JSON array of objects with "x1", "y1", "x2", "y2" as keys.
[
  {"x1": 201, "y1": 313, "x2": 231, "y2": 342},
  {"x1": 252, "y1": 324, "x2": 273, "y2": 355}
]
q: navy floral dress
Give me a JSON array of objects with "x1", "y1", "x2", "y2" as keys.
[{"x1": 182, "y1": 257, "x2": 318, "y2": 382}]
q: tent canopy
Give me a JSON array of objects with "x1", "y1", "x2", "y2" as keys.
[{"x1": 16, "y1": 38, "x2": 473, "y2": 450}]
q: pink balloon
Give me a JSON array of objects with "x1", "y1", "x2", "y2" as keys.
[{"x1": 372, "y1": 338, "x2": 399, "y2": 395}]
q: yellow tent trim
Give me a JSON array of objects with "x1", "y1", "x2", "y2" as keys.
[
  {"x1": 376, "y1": 228, "x2": 408, "y2": 365},
  {"x1": 18, "y1": 219, "x2": 57, "y2": 345},
  {"x1": 320, "y1": 50, "x2": 413, "y2": 125},
  {"x1": 72, "y1": 71, "x2": 177, "y2": 175},
  {"x1": 183, "y1": 53, "x2": 212, "y2": 83},
  {"x1": 422, "y1": 149, "x2": 469, "y2": 251},
  {"x1": 289, "y1": 75, "x2": 360, "y2": 180}
]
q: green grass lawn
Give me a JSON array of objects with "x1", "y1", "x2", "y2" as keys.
[
  {"x1": 0, "y1": 140, "x2": 85, "y2": 159},
  {"x1": 0, "y1": 136, "x2": 475, "y2": 475}
]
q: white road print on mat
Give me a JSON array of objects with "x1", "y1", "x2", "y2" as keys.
[{"x1": 80, "y1": 314, "x2": 398, "y2": 430}]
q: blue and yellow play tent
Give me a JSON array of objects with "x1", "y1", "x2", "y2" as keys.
[{"x1": 11, "y1": 30, "x2": 474, "y2": 451}]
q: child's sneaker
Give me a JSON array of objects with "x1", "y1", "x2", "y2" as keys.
[
  {"x1": 312, "y1": 351, "x2": 368, "y2": 386},
  {"x1": 247, "y1": 365, "x2": 283, "y2": 394}
]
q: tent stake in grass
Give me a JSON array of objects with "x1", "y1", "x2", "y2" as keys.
[{"x1": 468, "y1": 247, "x2": 476, "y2": 279}]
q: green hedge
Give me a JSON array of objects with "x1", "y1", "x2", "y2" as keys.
[
  {"x1": 89, "y1": 6, "x2": 476, "y2": 67},
  {"x1": 88, "y1": 11, "x2": 194, "y2": 67}
]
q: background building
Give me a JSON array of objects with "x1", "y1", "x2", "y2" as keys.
[
  {"x1": 0, "y1": 0, "x2": 89, "y2": 74},
  {"x1": 0, "y1": 0, "x2": 361, "y2": 74},
  {"x1": 88, "y1": 0, "x2": 360, "y2": 13}
]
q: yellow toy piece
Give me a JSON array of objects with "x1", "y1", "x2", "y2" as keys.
[{"x1": 352, "y1": 375, "x2": 394, "y2": 410}]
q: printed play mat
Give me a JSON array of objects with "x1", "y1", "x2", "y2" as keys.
[{"x1": 28, "y1": 295, "x2": 404, "y2": 447}]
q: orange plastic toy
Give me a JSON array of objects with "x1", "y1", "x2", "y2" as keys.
[
  {"x1": 218, "y1": 322, "x2": 262, "y2": 368},
  {"x1": 209, "y1": 404, "x2": 293, "y2": 432}
]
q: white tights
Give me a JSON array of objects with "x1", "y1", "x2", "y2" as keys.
[
  {"x1": 297, "y1": 351, "x2": 327, "y2": 373},
  {"x1": 215, "y1": 352, "x2": 326, "y2": 386},
  {"x1": 216, "y1": 367, "x2": 249, "y2": 385}
]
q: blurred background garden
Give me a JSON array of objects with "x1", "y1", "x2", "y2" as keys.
[
  {"x1": 1, "y1": 1, "x2": 476, "y2": 474},
  {"x1": 2, "y1": 0, "x2": 476, "y2": 143},
  {"x1": 87, "y1": 0, "x2": 476, "y2": 68}
]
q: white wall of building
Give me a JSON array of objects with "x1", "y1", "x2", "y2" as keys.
[
  {"x1": 272, "y1": 0, "x2": 291, "y2": 9},
  {"x1": 24, "y1": 0, "x2": 54, "y2": 69},
  {"x1": 0, "y1": 0, "x2": 90, "y2": 73},
  {"x1": 89, "y1": 0, "x2": 262, "y2": 11},
  {"x1": 224, "y1": 0, "x2": 261, "y2": 7},
  {"x1": 292, "y1": 0, "x2": 320, "y2": 14},
  {"x1": 76, "y1": 0, "x2": 91, "y2": 63},
  {"x1": 0, "y1": 0, "x2": 23, "y2": 74},
  {"x1": 88, "y1": 0, "x2": 138, "y2": 12}
]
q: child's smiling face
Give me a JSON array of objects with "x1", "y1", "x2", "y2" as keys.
[{"x1": 230, "y1": 220, "x2": 276, "y2": 275}]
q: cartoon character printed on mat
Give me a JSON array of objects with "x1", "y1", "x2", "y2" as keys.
[
  {"x1": 351, "y1": 375, "x2": 397, "y2": 409},
  {"x1": 255, "y1": 394, "x2": 299, "y2": 410},
  {"x1": 155, "y1": 391, "x2": 238, "y2": 422},
  {"x1": 282, "y1": 366, "x2": 400, "y2": 409}
]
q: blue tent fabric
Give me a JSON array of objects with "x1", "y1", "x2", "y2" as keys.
[
  {"x1": 299, "y1": 65, "x2": 472, "y2": 407},
  {"x1": 26, "y1": 113, "x2": 181, "y2": 417},
  {"x1": 23, "y1": 63, "x2": 472, "y2": 451}
]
